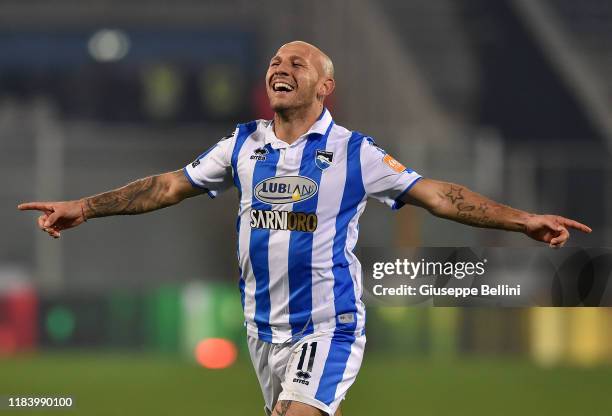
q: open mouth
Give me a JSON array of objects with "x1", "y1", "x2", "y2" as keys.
[{"x1": 271, "y1": 81, "x2": 295, "y2": 93}]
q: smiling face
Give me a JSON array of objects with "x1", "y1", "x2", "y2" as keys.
[{"x1": 266, "y1": 41, "x2": 334, "y2": 114}]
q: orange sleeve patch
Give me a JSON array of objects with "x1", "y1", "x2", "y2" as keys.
[{"x1": 383, "y1": 154, "x2": 406, "y2": 173}]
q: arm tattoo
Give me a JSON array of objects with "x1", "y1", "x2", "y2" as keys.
[
  {"x1": 442, "y1": 185, "x2": 505, "y2": 229},
  {"x1": 457, "y1": 202, "x2": 475, "y2": 212},
  {"x1": 84, "y1": 175, "x2": 173, "y2": 219},
  {"x1": 444, "y1": 186, "x2": 464, "y2": 204},
  {"x1": 274, "y1": 400, "x2": 292, "y2": 416}
]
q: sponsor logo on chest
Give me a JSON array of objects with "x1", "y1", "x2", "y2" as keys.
[
  {"x1": 250, "y1": 209, "x2": 317, "y2": 233},
  {"x1": 254, "y1": 175, "x2": 318, "y2": 204}
]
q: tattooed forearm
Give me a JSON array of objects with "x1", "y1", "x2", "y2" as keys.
[
  {"x1": 83, "y1": 175, "x2": 175, "y2": 219},
  {"x1": 274, "y1": 400, "x2": 292, "y2": 416},
  {"x1": 436, "y1": 184, "x2": 529, "y2": 231}
]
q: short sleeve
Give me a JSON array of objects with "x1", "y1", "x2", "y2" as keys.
[
  {"x1": 183, "y1": 128, "x2": 237, "y2": 198},
  {"x1": 360, "y1": 137, "x2": 423, "y2": 210}
]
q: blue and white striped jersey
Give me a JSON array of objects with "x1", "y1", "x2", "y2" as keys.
[{"x1": 184, "y1": 109, "x2": 422, "y2": 343}]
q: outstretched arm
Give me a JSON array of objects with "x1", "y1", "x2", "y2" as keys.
[
  {"x1": 18, "y1": 170, "x2": 203, "y2": 238},
  {"x1": 82, "y1": 170, "x2": 201, "y2": 217},
  {"x1": 402, "y1": 178, "x2": 591, "y2": 247}
]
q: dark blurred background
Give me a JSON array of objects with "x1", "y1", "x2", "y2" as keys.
[{"x1": 1, "y1": 0, "x2": 612, "y2": 414}]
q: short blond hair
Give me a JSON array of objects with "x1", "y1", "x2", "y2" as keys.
[{"x1": 280, "y1": 40, "x2": 334, "y2": 79}]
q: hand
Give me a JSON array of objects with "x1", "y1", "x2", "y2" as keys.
[
  {"x1": 524, "y1": 214, "x2": 591, "y2": 248},
  {"x1": 17, "y1": 200, "x2": 87, "y2": 239}
]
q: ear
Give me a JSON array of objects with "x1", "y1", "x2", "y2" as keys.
[{"x1": 318, "y1": 78, "x2": 335, "y2": 99}]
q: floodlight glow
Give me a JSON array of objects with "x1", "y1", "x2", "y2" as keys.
[
  {"x1": 194, "y1": 338, "x2": 238, "y2": 369},
  {"x1": 88, "y1": 29, "x2": 130, "y2": 62},
  {"x1": 46, "y1": 306, "x2": 75, "y2": 343}
]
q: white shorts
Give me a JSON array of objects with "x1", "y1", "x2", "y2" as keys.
[{"x1": 247, "y1": 331, "x2": 366, "y2": 416}]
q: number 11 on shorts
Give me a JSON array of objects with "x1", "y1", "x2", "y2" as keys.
[{"x1": 297, "y1": 342, "x2": 317, "y2": 373}]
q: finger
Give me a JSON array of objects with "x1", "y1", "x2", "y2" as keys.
[
  {"x1": 559, "y1": 217, "x2": 592, "y2": 233},
  {"x1": 540, "y1": 217, "x2": 562, "y2": 232},
  {"x1": 18, "y1": 202, "x2": 55, "y2": 213},
  {"x1": 44, "y1": 211, "x2": 61, "y2": 228},
  {"x1": 549, "y1": 228, "x2": 564, "y2": 246},
  {"x1": 549, "y1": 227, "x2": 569, "y2": 247},
  {"x1": 45, "y1": 228, "x2": 60, "y2": 238},
  {"x1": 37, "y1": 215, "x2": 48, "y2": 230}
]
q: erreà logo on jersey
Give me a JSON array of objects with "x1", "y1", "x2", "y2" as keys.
[{"x1": 254, "y1": 176, "x2": 317, "y2": 204}]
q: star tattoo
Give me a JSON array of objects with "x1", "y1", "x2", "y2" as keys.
[
  {"x1": 445, "y1": 186, "x2": 464, "y2": 204},
  {"x1": 477, "y1": 203, "x2": 489, "y2": 214}
]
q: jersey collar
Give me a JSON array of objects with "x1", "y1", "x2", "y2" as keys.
[{"x1": 264, "y1": 107, "x2": 333, "y2": 149}]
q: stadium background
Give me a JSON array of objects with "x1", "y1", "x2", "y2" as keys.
[{"x1": 1, "y1": 0, "x2": 612, "y2": 414}]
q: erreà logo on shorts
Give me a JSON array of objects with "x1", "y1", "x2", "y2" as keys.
[{"x1": 254, "y1": 175, "x2": 317, "y2": 204}]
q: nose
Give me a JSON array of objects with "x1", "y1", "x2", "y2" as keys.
[
  {"x1": 274, "y1": 60, "x2": 292, "y2": 76},
  {"x1": 272, "y1": 69, "x2": 289, "y2": 78},
  {"x1": 273, "y1": 69, "x2": 290, "y2": 80},
  {"x1": 270, "y1": 68, "x2": 290, "y2": 85}
]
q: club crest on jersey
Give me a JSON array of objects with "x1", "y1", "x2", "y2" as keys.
[
  {"x1": 250, "y1": 147, "x2": 269, "y2": 161},
  {"x1": 254, "y1": 175, "x2": 318, "y2": 204},
  {"x1": 315, "y1": 149, "x2": 333, "y2": 170}
]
